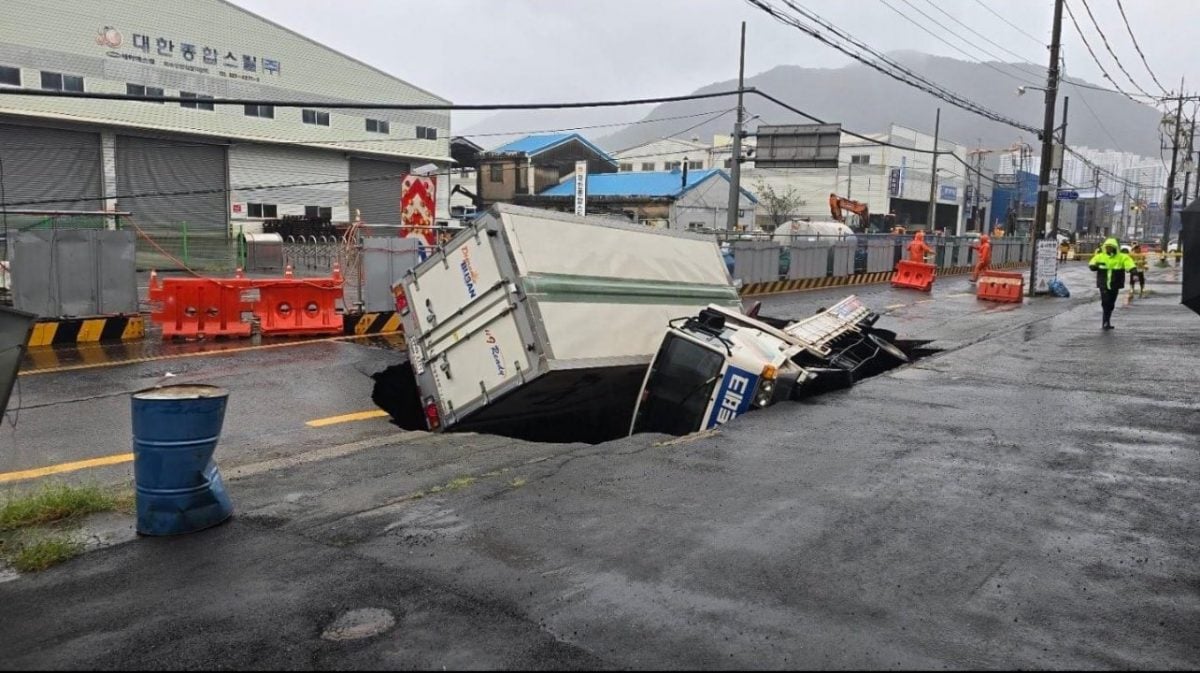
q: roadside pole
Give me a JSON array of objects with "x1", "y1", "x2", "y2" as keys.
[
  {"x1": 1029, "y1": 0, "x2": 1064, "y2": 297},
  {"x1": 725, "y1": 22, "x2": 746, "y2": 232},
  {"x1": 926, "y1": 107, "x2": 941, "y2": 232},
  {"x1": 1051, "y1": 96, "x2": 1069, "y2": 236},
  {"x1": 1160, "y1": 81, "x2": 1185, "y2": 262}
]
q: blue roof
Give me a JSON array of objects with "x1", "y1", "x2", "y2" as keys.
[
  {"x1": 487, "y1": 133, "x2": 615, "y2": 163},
  {"x1": 540, "y1": 169, "x2": 756, "y2": 203}
]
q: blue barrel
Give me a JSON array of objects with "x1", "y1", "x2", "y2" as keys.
[{"x1": 132, "y1": 385, "x2": 233, "y2": 536}]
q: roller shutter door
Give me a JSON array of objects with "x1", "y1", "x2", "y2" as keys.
[
  {"x1": 0, "y1": 124, "x2": 103, "y2": 211},
  {"x1": 348, "y1": 157, "x2": 409, "y2": 224},
  {"x1": 116, "y1": 135, "x2": 227, "y2": 231}
]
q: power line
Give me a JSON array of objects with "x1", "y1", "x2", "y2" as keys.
[
  {"x1": 916, "y1": 0, "x2": 1048, "y2": 80},
  {"x1": 744, "y1": 0, "x2": 1039, "y2": 133},
  {"x1": 879, "y1": 0, "x2": 1042, "y2": 86},
  {"x1": 1074, "y1": 0, "x2": 1156, "y2": 99},
  {"x1": 1062, "y1": 0, "x2": 1143, "y2": 105},
  {"x1": 969, "y1": 0, "x2": 1046, "y2": 48},
  {"x1": 0, "y1": 87, "x2": 741, "y2": 111},
  {"x1": 1113, "y1": 0, "x2": 1169, "y2": 95},
  {"x1": 0, "y1": 107, "x2": 738, "y2": 153}
]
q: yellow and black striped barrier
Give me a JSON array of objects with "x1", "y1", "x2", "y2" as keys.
[
  {"x1": 27, "y1": 315, "x2": 145, "y2": 348},
  {"x1": 738, "y1": 261, "x2": 1031, "y2": 297},
  {"x1": 342, "y1": 311, "x2": 402, "y2": 336}
]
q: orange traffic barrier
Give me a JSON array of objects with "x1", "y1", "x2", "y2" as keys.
[
  {"x1": 976, "y1": 271, "x2": 1024, "y2": 303},
  {"x1": 891, "y1": 260, "x2": 936, "y2": 292},
  {"x1": 149, "y1": 271, "x2": 254, "y2": 339},
  {"x1": 148, "y1": 266, "x2": 344, "y2": 339},
  {"x1": 257, "y1": 265, "x2": 344, "y2": 336}
]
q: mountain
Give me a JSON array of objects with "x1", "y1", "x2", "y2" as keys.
[{"x1": 593, "y1": 52, "x2": 1164, "y2": 158}]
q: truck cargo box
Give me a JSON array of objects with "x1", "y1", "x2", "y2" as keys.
[{"x1": 397, "y1": 204, "x2": 741, "y2": 440}]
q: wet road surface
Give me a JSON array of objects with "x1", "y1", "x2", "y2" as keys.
[{"x1": 1, "y1": 262, "x2": 1197, "y2": 669}]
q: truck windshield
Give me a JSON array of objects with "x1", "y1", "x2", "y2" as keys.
[{"x1": 632, "y1": 335, "x2": 725, "y2": 436}]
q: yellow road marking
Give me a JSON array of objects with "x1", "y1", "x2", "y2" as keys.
[
  {"x1": 885, "y1": 303, "x2": 906, "y2": 310},
  {"x1": 305, "y1": 409, "x2": 390, "y2": 428},
  {"x1": 0, "y1": 453, "x2": 133, "y2": 484},
  {"x1": 19, "y1": 333, "x2": 364, "y2": 376},
  {"x1": 945, "y1": 292, "x2": 974, "y2": 298}
]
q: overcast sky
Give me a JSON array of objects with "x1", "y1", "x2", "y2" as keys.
[{"x1": 233, "y1": 0, "x2": 1199, "y2": 133}]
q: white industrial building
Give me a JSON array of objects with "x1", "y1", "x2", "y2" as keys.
[
  {"x1": 0, "y1": 0, "x2": 451, "y2": 234},
  {"x1": 613, "y1": 137, "x2": 719, "y2": 173}
]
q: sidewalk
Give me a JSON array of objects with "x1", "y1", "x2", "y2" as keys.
[{"x1": 1, "y1": 265, "x2": 1196, "y2": 669}]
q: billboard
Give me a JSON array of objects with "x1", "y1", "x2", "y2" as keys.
[{"x1": 754, "y1": 123, "x2": 842, "y2": 168}]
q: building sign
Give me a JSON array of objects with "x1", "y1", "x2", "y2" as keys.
[
  {"x1": 96, "y1": 26, "x2": 281, "y2": 82},
  {"x1": 574, "y1": 161, "x2": 588, "y2": 216},
  {"x1": 888, "y1": 168, "x2": 901, "y2": 197},
  {"x1": 755, "y1": 124, "x2": 842, "y2": 169},
  {"x1": 938, "y1": 185, "x2": 957, "y2": 202}
]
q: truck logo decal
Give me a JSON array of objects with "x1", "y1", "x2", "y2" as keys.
[
  {"x1": 706, "y1": 366, "x2": 756, "y2": 429},
  {"x1": 460, "y1": 247, "x2": 481, "y2": 299},
  {"x1": 484, "y1": 329, "x2": 505, "y2": 377}
]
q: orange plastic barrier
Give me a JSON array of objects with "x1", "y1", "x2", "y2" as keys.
[
  {"x1": 976, "y1": 271, "x2": 1024, "y2": 303},
  {"x1": 148, "y1": 271, "x2": 254, "y2": 339},
  {"x1": 149, "y1": 266, "x2": 344, "y2": 339},
  {"x1": 257, "y1": 266, "x2": 344, "y2": 336},
  {"x1": 891, "y1": 260, "x2": 936, "y2": 292}
]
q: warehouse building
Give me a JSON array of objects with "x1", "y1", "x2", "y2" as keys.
[{"x1": 0, "y1": 0, "x2": 451, "y2": 237}]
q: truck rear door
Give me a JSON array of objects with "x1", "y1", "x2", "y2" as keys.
[{"x1": 402, "y1": 231, "x2": 533, "y2": 427}]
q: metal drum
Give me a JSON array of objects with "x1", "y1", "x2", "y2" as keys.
[{"x1": 131, "y1": 385, "x2": 233, "y2": 536}]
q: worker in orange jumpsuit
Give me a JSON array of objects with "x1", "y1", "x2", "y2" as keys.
[
  {"x1": 969, "y1": 233, "x2": 992, "y2": 282},
  {"x1": 906, "y1": 230, "x2": 933, "y2": 262}
]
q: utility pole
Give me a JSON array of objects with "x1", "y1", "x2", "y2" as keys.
[
  {"x1": 1051, "y1": 95, "x2": 1069, "y2": 235},
  {"x1": 847, "y1": 161, "x2": 853, "y2": 200},
  {"x1": 1121, "y1": 183, "x2": 1130, "y2": 239},
  {"x1": 1161, "y1": 82, "x2": 1185, "y2": 258},
  {"x1": 725, "y1": 22, "x2": 746, "y2": 232},
  {"x1": 1182, "y1": 106, "x2": 1196, "y2": 209},
  {"x1": 1092, "y1": 166, "x2": 1101, "y2": 235},
  {"x1": 1029, "y1": 0, "x2": 1064, "y2": 296},
  {"x1": 927, "y1": 107, "x2": 941, "y2": 232}
]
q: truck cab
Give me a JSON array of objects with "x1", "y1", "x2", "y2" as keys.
[
  {"x1": 629, "y1": 307, "x2": 813, "y2": 436},
  {"x1": 630, "y1": 296, "x2": 906, "y2": 437}
]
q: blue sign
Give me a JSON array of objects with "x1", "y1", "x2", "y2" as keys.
[
  {"x1": 1056, "y1": 189, "x2": 1079, "y2": 201},
  {"x1": 705, "y1": 365, "x2": 757, "y2": 429},
  {"x1": 939, "y1": 185, "x2": 958, "y2": 201}
]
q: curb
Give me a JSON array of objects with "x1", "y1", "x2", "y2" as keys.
[{"x1": 27, "y1": 315, "x2": 145, "y2": 348}]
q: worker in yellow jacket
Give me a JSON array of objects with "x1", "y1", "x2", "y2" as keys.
[
  {"x1": 1127, "y1": 243, "x2": 1148, "y2": 299},
  {"x1": 1088, "y1": 237, "x2": 1136, "y2": 330}
]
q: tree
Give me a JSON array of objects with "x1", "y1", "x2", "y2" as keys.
[{"x1": 755, "y1": 181, "x2": 806, "y2": 233}]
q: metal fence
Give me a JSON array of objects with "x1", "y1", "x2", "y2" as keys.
[{"x1": 722, "y1": 233, "x2": 1033, "y2": 285}]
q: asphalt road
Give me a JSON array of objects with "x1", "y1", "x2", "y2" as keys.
[{"x1": 2, "y1": 262, "x2": 1197, "y2": 669}]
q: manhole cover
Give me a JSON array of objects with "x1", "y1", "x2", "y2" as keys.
[{"x1": 321, "y1": 607, "x2": 396, "y2": 641}]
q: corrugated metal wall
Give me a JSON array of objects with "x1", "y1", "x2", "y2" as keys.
[
  {"x1": 349, "y1": 157, "x2": 409, "y2": 224},
  {"x1": 229, "y1": 144, "x2": 349, "y2": 220},
  {"x1": 0, "y1": 123, "x2": 103, "y2": 211},
  {"x1": 116, "y1": 134, "x2": 228, "y2": 230}
]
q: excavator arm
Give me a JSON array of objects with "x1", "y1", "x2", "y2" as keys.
[{"x1": 828, "y1": 193, "x2": 869, "y2": 228}]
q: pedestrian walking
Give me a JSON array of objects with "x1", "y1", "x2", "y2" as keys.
[
  {"x1": 1058, "y1": 238, "x2": 1070, "y2": 262},
  {"x1": 1088, "y1": 237, "x2": 1136, "y2": 330},
  {"x1": 969, "y1": 233, "x2": 992, "y2": 282},
  {"x1": 1127, "y1": 243, "x2": 1148, "y2": 300}
]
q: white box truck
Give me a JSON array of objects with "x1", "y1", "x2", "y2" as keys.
[{"x1": 392, "y1": 204, "x2": 743, "y2": 441}]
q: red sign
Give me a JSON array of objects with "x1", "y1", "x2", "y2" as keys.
[{"x1": 400, "y1": 174, "x2": 437, "y2": 245}]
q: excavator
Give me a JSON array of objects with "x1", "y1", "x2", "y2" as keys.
[{"x1": 829, "y1": 193, "x2": 869, "y2": 230}]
